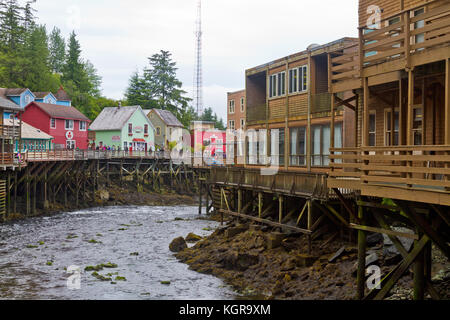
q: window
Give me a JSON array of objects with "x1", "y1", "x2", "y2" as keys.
[
  {"x1": 156, "y1": 126, "x2": 161, "y2": 136},
  {"x1": 364, "y1": 25, "x2": 378, "y2": 58},
  {"x1": 412, "y1": 106, "x2": 423, "y2": 145},
  {"x1": 24, "y1": 94, "x2": 32, "y2": 105},
  {"x1": 288, "y1": 68, "x2": 298, "y2": 94},
  {"x1": 50, "y1": 118, "x2": 56, "y2": 129},
  {"x1": 311, "y1": 123, "x2": 342, "y2": 166},
  {"x1": 65, "y1": 119, "x2": 74, "y2": 130},
  {"x1": 128, "y1": 123, "x2": 133, "y2": 134},
  {"x1": 369, "y1": 111, "x2": 376, "y2": 146},
  {"x1": 269, "y1": 71, "x2": 286, "y2": 98},
  {"x1": 240, "y1": 97, "x2": 245, "y2": 112},
  {"x1": 384, "y1": 109, "x2": 399, "y2": 146},
  {"x1": 123, "y1": 141, "x2": 128, "y2": 150},
  {"x1": 270, "y1": 128, "x2": 285, "y2": 166},
  {"x1": 288, "y1": 66, "x2": 308, "y2": 94},
  {"x1": 240, "y1": 118, "x2": 245, "y2": 128},
  {"x1": 144, "y1": 124, "x2": 149, "y2": 135},
  {"x1": 79, "y1": 121, "x2": 86, "y2": 131},
  {"x1": 229, "y1": 120, "x2": 235, "y2": 130},
  {"x1": 66, "y1": 140, "x2": 75, "y2": 150},
  {"x1": 414, "y1": 8, "x2": 425, "y2": 47},
  {"x1": 229, "y1": 100, "x2": 235, "y2": 114},
  {"x1": 290, "y1": 127, "x2": 306, "y2": 166}
]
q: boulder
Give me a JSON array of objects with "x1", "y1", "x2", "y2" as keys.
[
  {"x1": 169, "y1": 237, "x2": 187, "y2": 252},
  {"x1": 296, "y1": 254, "x2": 317, "y2": 267},
  {"x1": 383, "y1": 227, "x2": 414, "y2": 255},
  {"x1": 266, "y1": 232, "x2": 285, "y2": 249},
  {"x1": 224, "y1": 225, "x2": 247, "y2": 238},
  {"x1": 185, "y1": 233, "x2": 202, "y2": 242}
]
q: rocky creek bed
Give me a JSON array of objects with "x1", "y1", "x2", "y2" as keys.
[{"x1": 173, "y1": 219, "x2": 450, "y2": 300}]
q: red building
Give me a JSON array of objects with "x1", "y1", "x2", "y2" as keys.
[
  {"x1": 190, "y1": 121, "x2": 226, "y2": 165},
  {"x1": 20, "y1": 102, "x2": 90, "y2": 150}
]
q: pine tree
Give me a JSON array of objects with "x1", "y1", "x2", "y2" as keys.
[
  {"x1": 125, "y1": 70, "x2": 156, "y2": 109},
  {"x1": 49, "y1": 26, "x2": 66, "y2": 74},
  {"x1": 143, "y1": 50, "x2": 191, "y2": 113},
  {"x1": 62, "y1": 31, "x2": 84, "y2": 88}
]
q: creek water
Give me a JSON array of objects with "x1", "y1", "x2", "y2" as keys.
[{"x1": 0, "y1": 206, "x2": 238, "y2": 300}]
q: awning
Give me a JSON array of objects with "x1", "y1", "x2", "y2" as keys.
[{"x1": 132, "y1": 138, "x2": 146, "y2": 142}]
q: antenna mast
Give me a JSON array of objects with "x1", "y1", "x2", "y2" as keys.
[{"x1": 193, "y1": 0, "x2": 203, "y2": 116}]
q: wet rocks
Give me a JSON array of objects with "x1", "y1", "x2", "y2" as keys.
[
  {"x1": 169, "y1": 236, "x2": 187, "y2": 252},
  {"x1": 382, "y1": 227, "x2": 414, "y2": 255},
  {"x1": 224, "y1": 225, "x2": 248, "y2": 238},
  {"x1": 266, "y1": 232, "x2": 285, "y2": 249},
  {"x1": 97, "y1": 189, "x2": 110, "y2": 201},
  {"x1": 185, "y1": 233, "x2": 202, "y2": 242}
]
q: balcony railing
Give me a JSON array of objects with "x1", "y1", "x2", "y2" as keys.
[
  {"x1": 0, "y1": 124, "x2": 20, "y2": 138},
  {"x1": 329, "y1": 145, "x2": 450, "y2": 205},
  {"x1": 330, "y1": 0, "x2": 450, "y2": 91}
]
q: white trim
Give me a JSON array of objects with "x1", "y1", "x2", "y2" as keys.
[
  {"x1": 229, "y1": 100, "x2": 235, "y2": 114},
  {"x1": 79, "y1": 121, "x2": 86, "y2": 131},
  {"x1": 65, "y1": 119, "x2": 74, "y2": 130}
]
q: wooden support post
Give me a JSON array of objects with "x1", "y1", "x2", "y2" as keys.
[
  {"x1": 6, "y1": 171, "x2": 10, "y2": 217},
  {"x1": 357, "y1": 205, "x2": 366, "y2": 300},
  {"x1": 278, "y1": 195, "x2": 283, "y2": 224},
  {"x1": 198, "y1": 178, "x2": 202, "y2": 215},
  {"x1": 32, "y1": 177, "x2": 36, "y2": 214},
  {"x1": 26, "y1": 167, "x2": 30, "y2": 216},
  {"x1": 13, "y1": 171, "x2": 17, "y2": 214},
  {"x1": 205, "y1": 183, "x2": 209, "y2": 214},
  {"x1": 307, "y1": 200, "x2": 312, "y2": 254},
  {"x1": 106, "y1": 161, "x2": 110, "y2": 187},
  {"x1": 120, "y1": 159, "x2": 123, "y2": 186},
  {"x1": 445, "y1": 58, "x2": 450, "y2": 144},
  {"x1": 64, "y1": 173, "x2": 68, "y2": 207},
  {"x1": 258, "y1": 192, "x2": 262, "y2": 218},
  {"x1": 407, "y1": 69, "x2": 414, "y2": 146},
  {"x1": 238, "y1": 189, "x2": 242, "y2": 214},
  {"x1": 363, "y1": 77, "x2": 369, "y2": 146},
  {"x1": 331, "y1": 93, "x2": 335, "y2": 149},
  {"x1": 220, "y1": 187, "x2": 224, "y2": 225},
  {"x1": 413, "y1": 229, "x2": 425, "y2": 300}
]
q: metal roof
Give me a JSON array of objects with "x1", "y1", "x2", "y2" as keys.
[
  {"x1": 149, "y1": 109, "x2": 184, "y2": 127},
  {"x1": 0, "y1": 96, "x2": 23, "y2": 111},
  {"x1": 4, "y1": 119, "x2": 53, "y2": 140},
  {"x1": 89, "y1": 106, "x2": 150, "y2": 131}
]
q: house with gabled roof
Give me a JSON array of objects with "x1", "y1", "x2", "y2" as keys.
[
  {"x1": 33, "y1": 92, "x2": 57, "y2": 105},
  {"x1": 145, "y1": 109, "x2": 183, "y2": 150},
  {"x1": 19, "y1": 102, "x2": 90, "y2": 150},
  {"x1": 90, "y1": 105, "x2": 155, "y2": 152}
]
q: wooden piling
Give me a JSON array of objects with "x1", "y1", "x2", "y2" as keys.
[
  {"x1": 357, "y1": 205, "x2": 366, "y2": 300},
  {"x1": 413, "y1": 229, "x2": 425, "y2": 300}
]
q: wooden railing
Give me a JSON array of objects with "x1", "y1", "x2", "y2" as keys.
[
  {"x1": 330, "y1": 0, "x2": 450, "y2": 90},
  {"x1": 329, "y1": 145, "x2": 450, "y2": 205},
  {"x1": 360, "y1": 0, "x2": 450, "y2": 68},
  {"x1": 0, "y1": 124, "x2": 20, "y2": 138},
  {"x1": 210, "y1": 167, "x2": 330, "y2": 200},
  {"x1": 25, "y1": 150, "x2": 173, "y2": 162}
]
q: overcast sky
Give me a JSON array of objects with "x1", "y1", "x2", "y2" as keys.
[{"x1": 34, "y1": 0, "x2": 358, "y2": 121}]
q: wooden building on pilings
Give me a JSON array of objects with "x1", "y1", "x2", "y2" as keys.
[{"x1": 327, "y1": 0, "x2": 450, "y2": 300}]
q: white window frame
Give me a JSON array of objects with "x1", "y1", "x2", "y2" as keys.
[
  {"x1": 240, "y1": 97, "x2": 244, "y2": 112},
  {"x1": 288, "y1": 65, "x2": 308, "y2": 94},
  {"x1": 368, "y1": 110, "x2": 376, "y2": 147},
  {"x1": 240, "y1": 118, "x2": 245, "y2": 128},
  {"x1": 65, "y1": 119, "x2": 74, "y2": 130},
  {"x1": 79, "y1": 121, "x2": 86, "y2": 131},
  {"x1": 269, "y1": 71, "x2": 286, "y2": 98},
  {"x1": 66, "y1": 140, "x2": 76, "y2": 149},
  {"x1": 384, "y1": 108, "x2": 399, "y2": 146},
  {"x1": 229, "y1": 120, "x2": 235, "y2": 130},
  {"x1": 229, "y1": 100, "x2": 235, "y2": 114},
  {"x1": 50, "y1": 118, "x2": 56, "y2": 129}
]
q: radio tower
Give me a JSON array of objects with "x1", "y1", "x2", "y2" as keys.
[{"x1": 193, "y1": 0, "x2": 203, "y2": 116}]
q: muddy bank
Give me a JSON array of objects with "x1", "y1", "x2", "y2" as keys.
[
  {"x1": 175, "y1": 220, "x2": 450, "y2": 300},
  {"x1": 2, "y1": 181, "x2": 197, "y2": 223}
]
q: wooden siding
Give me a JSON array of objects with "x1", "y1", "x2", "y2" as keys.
[
  {"x1": 288, "y1": 94, "x2": 308, "y2": 117},
  {"x1": 269, "y1": 97, "x2": 286, "y2": 120}
]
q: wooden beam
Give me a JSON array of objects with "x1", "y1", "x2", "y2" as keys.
[
  {"x1": 363, "y1": 77, "x2": 369, "y2": 146},
  {"x1": 350, "y1": 223, "x2": 419, "y2": 240},
  {"x1": 445, "y1": 58, "x2": 450, "y2": 144},
  {"x1": 407, "y1": 69, "x2": 414, "y2": 145}
]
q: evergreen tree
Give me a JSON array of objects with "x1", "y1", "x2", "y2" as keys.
[
  {"x1": 201, "y1": 107, "x2": 225, "y2": 130},
  {"x1": 23, "y1": 0, "x2": 36, "y2": 32},
  {"x1": 49, "y1": 26, "x2": 66, "y2": 74},
  {"x1": 62, "y1": 31, "x2": 84, "y2": 88},
  {"x1": 125, "y1": 70, "x2": 156, "y2": 109},
  {"x1": 143, "y1": 50, "x2": 191, "y2": 113}
]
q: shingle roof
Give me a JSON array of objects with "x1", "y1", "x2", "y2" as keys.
[
  {"x1": 55, "y1": 86, "x2": 71, "y2": 101},
  {"x1": 89, "y1": 106, "x2": 141, "y2": 131},
  {"x1": 5, "y1": 88, "x2": 29, "y2": 96},
  {"x1": 30, "y1": 102, "x2": 90, "y2": 121},
  {"x1": 0, "y1": 96, "x2": 23, "y2": 111},
  {"x1": 33, "y1": 92, "x2": 52, "y2": 99},
  {"x1": 4, "y1": 119, "x2": 53, "y2": 140},
  {"x1": 150, "y1": 109, "x2": 183, "y2": 127}
]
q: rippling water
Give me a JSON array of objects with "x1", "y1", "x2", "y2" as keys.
[{"x1": 0, "y1": 206, "x2": 237, "y2": 300}]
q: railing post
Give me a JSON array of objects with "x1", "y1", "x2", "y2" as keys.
[{"x1": 404, "y1": 11, "x2": 411, "y2": 70}]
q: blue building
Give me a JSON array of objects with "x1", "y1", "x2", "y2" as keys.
[{"x1": 0, "y1": 86, "x2": 72, "y2": 119}]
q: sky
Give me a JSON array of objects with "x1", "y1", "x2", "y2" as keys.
[{"x1": 34, "y1": 0, "x2": 358, "y2": 121}]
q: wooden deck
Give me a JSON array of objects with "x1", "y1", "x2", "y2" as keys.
[{"x1": 328, "y1": 145, "x2": 450, "y2": 206}]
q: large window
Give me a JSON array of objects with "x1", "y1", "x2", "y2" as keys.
[
  {"x1": 269, "y1": 72, "x2": 286, "y2": 98},
  {"x1": 50, "y1": 118, "x2": 56, "y2": 129},
  {"x1": 229, "y1": 120, "x2": 235, "y2": 130},
  {"x1": 288, "y1": 66, "x2": 308, "y2": 94},
  {"x1": 65, "y1": 119, "x2": 74, "y2": 130},
  {"x1": 240, "y1": 97, "x2": 244, "y2": 112},
  {"x1": 290, "y1": 127, "x2": 306, "y2": 166},
  {"x1": 369, "y1": 111, "x2": 376, "y2": 146},
  {"x1": 311, "y1": 123, "x2": 342, "y2": 167},
  {"x1": 270, "y1": 128, "x2": 285, "y2": 166}
]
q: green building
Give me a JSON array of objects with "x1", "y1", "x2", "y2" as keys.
[{"x1": 89, "y1": 105, "x2": 155, "y2": 151}]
